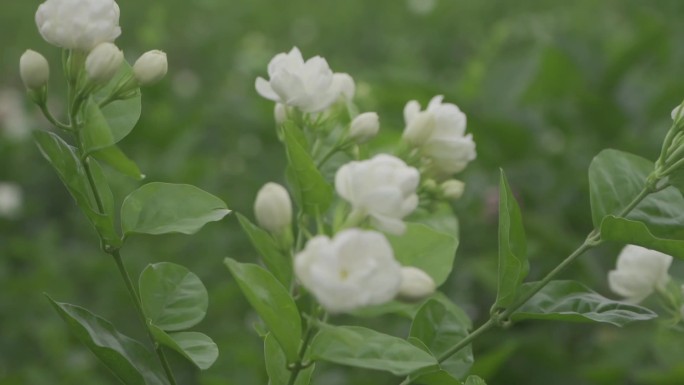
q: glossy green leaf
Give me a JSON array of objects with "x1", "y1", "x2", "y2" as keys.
[
  {"x1": 121, "y1": 182, "x2": 230, "y2": 237},
  {"x1": 600, "y1": 216, "x2": 684, "y2": 260},
  {"x1": 411, "y1": 203, "x2": 460, "y2": 236},
  {"x1": 82, "y1": 98, "x2": 117, "y2": 154},
  {"x1": 464, "y1": 375, "x2": 488, "y2": 385},
  {"x1": 412, "y1": 370, "x2": 461, "y2": 385},
  {"x1": 264, "y1": 333, "x2": 315, "y2": 385},
  {"x1": 149, "y1": 326, "x2": 218, "y2": 370},
  {"x1": 93, "y1": 144, "x2": 144, "y2": 180},
  {"x1": 47, "y1": 296, "x2": 168, "y2": 385},
  {"x1": 410, "y1": 299, "x2": 473, "y2": 379},
  {"x1": 494, "y1": 170, "x2": 528, "y2": 309},
  {"x1": 224, "y1": 258, "x2": 301, "y2": 363},
  {"x1": 282, "y1": 124, "x2": 333, "y2": 216},
  {"x1": 309, "y1": 325, "x2": 437, "y2": 376},
  {"x1": 33, "y1": 130, "x2": 121, "y2": 247},
  {"x1": 96, "y1": 60, "x2": 142, "y2": 143},
  {"x1": 512, "y1": 280, "x2": 657, "y2": 327},
  {"x1": 589, "y1": 149, "x2": 684, "y2": 240},
  {"x1": 139, "y1": 262, "x2": 208, "y2": 331},
  {"x1": 386, "y1": 222, "x2": 459, "y2": 286},
  {"x1": 236, "y1": 213, "x2": 292, "y2": 288}
]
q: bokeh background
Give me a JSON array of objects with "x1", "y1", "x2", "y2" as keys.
[{"x1": 3, "y1": 0, "x2": 684, "y2": 384}]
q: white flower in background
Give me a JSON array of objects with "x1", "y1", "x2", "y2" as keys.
[
  {"x1": 0, "y1": 183, "x2": 23, "y2": 219},
  {"x1": 85, "y1": 42, "x2": 123, "y2": 84},
  {"x1": 335, "y1": 154, "x2": 419, "y2": 235},
  {"x1": 332, "y1": 72, "x2": 355, "y2": 101},
  {"x1": 133, "y1": 50, "x2": 168, "y2": 86},
  {"x1": 349, "y1": 112, "x2": 379, "y2": 143},
  {"x1": 254, "y1": 182, "x2": 292, "y2": 234},
  {"x1": 398, "y1": 266, "x2": 436, "y2": 300},
  {"x1": 403, "y1": 95, "x2": 476, "y2": 176},
  {"x1": 255, "y1": 47, "x2": 342, "y2": 113},
  {"x1": 440, "y1": 179, "x2": 465, "y2": 200},
  {"x1": 608, "y1": 245, "x2": 673, "y2": 303},
  {"x1": 294, "y1": 229, "x2": 402, "y2": 313},
  {"x1": 0, "y1": 89, "x2": 32, "y2": 141},
  {"x1": 35, "y1": 0, "x2": 121, "y2": 51},
  {"x1": 19, "y1": 50, "x2": 50, "y2": 90}
]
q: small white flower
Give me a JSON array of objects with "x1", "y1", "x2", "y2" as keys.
[
  {"x1": 349, "y1": 112, "x2": 379, "y2": 144},
  {"x1": 255, "y1": 47, "x2": 342, "y2": 113},
  {"x1": 0, "y1": 183, "x2": 23, "y2": 218},
  {"x1": 133, "y1": 50, "x2": 168, "y2": 86},
  {"x1": 441, "y1": 179, "x2": 465, "y2": 200},
  {"x1": 398, "y1": 266, "x2": 436, "y2": 301},
  {"x1": 294, "y1": 229, "x2": 402, "y2": 313},
  {"x1": 35, "y1": 0, "x2": 121, "y2": 51},
  {"x1": 335, "y1": 154, "x2": 419, "y2": 235},
  {"x1": 608, "y1": 245, "x2": 673, "y2": 303},
  {"x1": 332, "y1": 72, "x2": 355, "y2": 101},
  {"x1": 19, "y1": 50, "x2": 50, "y2": 90},
  {"x1": 85, "y1": 42, "x2": 123, "y2": 84},
  {"x1": 254, "y1": 182, "x2": 292, "y2": 234},
  {"x1": 403, "y1": 95, "x2": 476, "y2": 176}
]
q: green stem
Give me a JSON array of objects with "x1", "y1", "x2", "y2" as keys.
[
  {"x1": 286, "y1": 309, "x2": 322, "y2": 385},
  {"x1": 38, "y1": 102, "x2": 72, "y2": 132}
]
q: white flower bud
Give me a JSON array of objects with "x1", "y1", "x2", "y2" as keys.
[
  {"x1": 349, "y1": 112, "x2": 379, "y2": 143},
  {"x1": 133, "y1": 50, "x2": 168, "y2": 86},
  {"x1": 85, "y1": 43, "x2": 123, "y2": 84},
  {"x1": 0, "y1": 182, "x2": 23, "y2": 219},
  {"x1": 254, "y1": 182, "x2": 292, "y2": 234},
  {"x1": 35, "y1": 0, "x2": 121, "y2": 51},
  {"x1": 608, "y1": 245, "x2": 673, "y2": 303},
  {"x1": 19, "y1": 50, "x2": 50, "y2": 90},
  {"x1": 398, "y1": 266, "x2": 436, "y2": 301},
  {"x1": 402, "y1": 110, "x2": 435, "y2": 147},
  {"x1": 332, "y1": 72, "x2": 355, "y2": 101},
  {"x1": 274, "y1": 103, "x2": 288, "y2": 125},
  {"x1": 672, "y1": 105, "x2": 684, "y2": 122},
  {"x1": 335, "y1": 154, "x2": 420, "y2": 235},
  {"x1": 441, "y1": 180, "x2": 465, "y2": 200},
  {"x1": 295, "y1": 229, "x2": 402, "y2": 313}
]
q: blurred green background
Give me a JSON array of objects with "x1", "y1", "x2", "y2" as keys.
[{"x1": 3, "y1": 0, "x2": 684, "y2": 384}]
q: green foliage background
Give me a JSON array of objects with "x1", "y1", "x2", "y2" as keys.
[{"x1": 3, "y1": 0, "x2": 684, "y2": 384}]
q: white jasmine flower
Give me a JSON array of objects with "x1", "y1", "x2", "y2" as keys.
[
  {"x1": 0, "y1": 89, "x2": 32, "y2": 141},
  {"x1": 398, "y1": 266, "x2": 436, "y2": 300},
  {"x1": 608, "y1": 245, "x2": 673, "y2": 303},
  {"x1": 294, "y1": 229, "x2": 402, "y2": 313},
  {"x1": 349, "y1": 112, "x2": 379, "y2": 144},
  {"x1": 403, "y1": 95, "x2": 476, "y2": 176},
  {"x1": 0, "y1": 183, "x2": 23, "y2": 218},
  {"x1": 35, "y1": 0, "x2": 121, "y2": 51},
  {"x1": 85, "y1": 42, "x2": 123, "y2": 84},
  {"x1": 335, "y1": 154, "x2": 419, "y2": 235},
  {"x1": 133, "y1": 50, "x2": 168, "y2": 86},
  {"x1": 254, "y1": 182, "x2": 292, "y2": 234},
  {"x1": 255, "y1": 47, "x2": 342, "y2": 113},
  {"x1": 19, "y1": 50, "x2": 50, "y2": 90}
]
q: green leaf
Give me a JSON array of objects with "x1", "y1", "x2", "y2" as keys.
[
  {"x1": 411, "y1": 203, "x2": 460, "y2": 236},
  {"x1": 410, "y1": 299, "x2": 473, "y2": 379},
  {"x1": 282, "y1": 124, "x2": 333, "y2": 216},
  {"x1": 139, "y1": 262, "x2": 208, "y2": 331},
  {"x1": 121, "y1": 182, "x2": 230, "y2": 237},
  {"x1": 309, "y1": 325, "x2": 437, "y2": 376},
  {"x1": 82, "y1": 98, "x2": 117, "y2": 154},
  {"x1": 464, "y1": 375, "x2": 488, "y2": 385},
  {"x1": 669, "y1": 168, "x2": 684, "y2": 197},
  {"x1": 224, "y1": 258, "x2": 301, "y2": 363},
  {"x1": 512, "y1": 280, "x2": 657, "y2": 327},
  {"x1": 411, "y1": 370, "x2": 461, "y2": 385},
  {"x1": 264, "y1": 333, "x2": 315, "y2": 385},
  {"x1": 33, "y1": 130, "x2": 121, "y2": 247},
  {"x1": 385, "y1": 222, "x2": 459, "y2": 286},
  {"x1": 149, "y1": 326, "x2": 218, "y2": 370},
  {"x1": 93, "y1": 144, "x2": 144, "y2": 180},
  {"x1": 96, "y1": 60, "x2": 142, "y2": 143},
  {"x1": 589, "y1": 149, "x2": 684, "y2": 240},
  {"x1": 47, "y1": 296, "x2": 168, "y2": 385},
  {"x1": 236, "y1": 213, "x2": 292, "y2": 288},
  {"x1": 494, "y1": 170, "x2": 528, "y2": 309},
  {"x1": 600, "y1": 216, "x2": 684, "y2": 260}
]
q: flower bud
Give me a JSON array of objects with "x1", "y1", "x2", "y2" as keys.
[
  {"x1": 441, "y1": 180, "x2": 465, "y2": 200},
  {"x1": 19, "y1": 50, "x2": 49, "y2": 90},
  {"x1": 254, "y1": 182, "x2": 292, "y2": 234},
  {"x1": 402, "y1": 111, "x2": 435, "y2": 147},
  {"x1": 672, "y1": 105, "x2": 684, "y2": 122},
  {"x1": 398, "y1": 267, "x2": 436, "y2": 301},
  {"x1": 133, "y1": 50, "x2": 168, "y2": 86},
  {"x1": 274, "y1": 103, "x2": 288, "y2": 125},
  {"x1": 349, "y1": 112, "x2": 379, "y2": 143},
  {"x1": 608, "y1": 245, "x2": 673, "y2": 303},
  {"x1": 85, "y1": 43, "x2": 123, "y2": 84}
]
